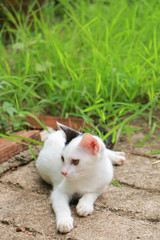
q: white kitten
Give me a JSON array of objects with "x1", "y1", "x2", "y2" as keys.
[{"x1": 36, "y1": 122, "x2": 126, "y2": 233}]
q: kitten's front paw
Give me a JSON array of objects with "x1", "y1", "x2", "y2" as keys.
[
  {"x1": 113, "y1": 152, "x2": 126, "y2": 165},
  {"x1": 76, "y1": 203, "x2": 94, "y2": 217},
  {"x1": 57, "y1": 216, "x2": 73, "y2": 233}
]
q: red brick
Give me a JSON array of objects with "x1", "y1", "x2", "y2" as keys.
[
  {"x1": 26, "y1": 115, "x2": 86, "y2": 130},
  {"x1": 0, "y1": 130, "x2": 41, "y2": 164}
]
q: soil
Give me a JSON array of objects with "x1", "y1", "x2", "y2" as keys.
[{"x1": 0, "y1": 119, "x2": 160, "y2": 240}]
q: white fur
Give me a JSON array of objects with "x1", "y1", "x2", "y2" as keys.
[{"x1": 36, "y1": 130, "x2": 126, "y2": 233}]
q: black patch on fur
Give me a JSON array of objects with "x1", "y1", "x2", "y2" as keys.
[{"x1": 57, "y1": 122, "x2": 81, "y2": 145}]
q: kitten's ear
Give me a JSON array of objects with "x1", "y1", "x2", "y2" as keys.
[
  {"x1": 57, "y1": 122, "x2": 81, "y2": 144},
  {"x1": 80, "y1": 133, "x2": 99, "y2": 155}
]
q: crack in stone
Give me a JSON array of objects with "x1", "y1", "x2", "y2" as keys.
[
  {"x1": 130, "y1": 150, "x2": 160, "y2": 160},
  {"x1": 0, "y1": 180, "x2": 49, "y2": 196},
  {"x1": 0, "y1": 218, "x2": 60, "y2": 239},
  {"x1": 0, "y1": 218, "x2": 15, "y2": 225},
  {"x1": 95, "y1": 205, "x2": 160, "y2": 224},
  {"x1": 0, "y1": 180, "x2": 26, "y2": 191},
  {"x1": 116, "y1": 181, "x2": 160, "y2": 194},
  {"x1": 0, "y1": 159, "x2": 34, "y2": 178}
]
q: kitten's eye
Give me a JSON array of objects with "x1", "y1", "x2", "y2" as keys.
[
  {"x1": 61, "y1": 156, "x2": 64, "y2": 162},
  {"x1": 71, "y1": 159, "x2": 79, "y2": 166}
]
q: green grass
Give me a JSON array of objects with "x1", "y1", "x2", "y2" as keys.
[{"x1": 0, "y1": 0, "x2": 160, "y2": 145}]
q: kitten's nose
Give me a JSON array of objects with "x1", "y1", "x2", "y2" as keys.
[{"x1": 61, "y1": 171, "x2": 67, "y2": 176}]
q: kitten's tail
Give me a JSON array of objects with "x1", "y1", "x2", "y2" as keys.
[{"x1": 97, "y1": 126, "x2": 115, "y2": 150}]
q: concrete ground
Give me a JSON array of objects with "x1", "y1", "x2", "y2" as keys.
[{"x1": 0, "y1": 119, "x2": 160, "y2": 240}]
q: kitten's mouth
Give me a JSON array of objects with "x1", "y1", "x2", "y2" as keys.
[{"x1": 64, "y1": 175, "x2": 75, "y2": 180}]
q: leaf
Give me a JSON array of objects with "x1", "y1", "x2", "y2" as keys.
[
  {"x1": 2, "y1": 102, "x2": 17, "y2": 117},
  {"x1": 0, "y1": 81, "x2": 11, "y2": 89},
  {"x1": 12, "y1": 43, "x2": 25, "y2": 50},
  {"x1": 35, "y1": 63, "x2": 47, "y2": 72}
]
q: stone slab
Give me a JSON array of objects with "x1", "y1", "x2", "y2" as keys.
[{"x1": 0, "y1": 120, "x2": 160, "y2": 240}]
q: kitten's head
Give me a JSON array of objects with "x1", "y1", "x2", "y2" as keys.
[{"x1": 60, "y1": 133, "x2": 105, "y2": 180}]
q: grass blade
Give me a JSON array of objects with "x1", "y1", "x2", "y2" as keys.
[
  {"x1": 136, "y1": 122, "x2": 157, "y2": 147},
  {"x1": 29, "y1": 145, "x2": 37, "y2": 160},
  {"x1": 0, "y1": 133, "x2": 30, "y2": 146},
  {"x1": 152, "y1": 160, "x2": 160, "y2": 165},
  {"x1": 7, "y1": 133, "x2": 43, "y2": 146},
  {"x1": 148, "y1": 150, "x2": 160, "y2": 155},
  {"x1": 112, "y1": 180, "x2": 122, "y2": 187}
]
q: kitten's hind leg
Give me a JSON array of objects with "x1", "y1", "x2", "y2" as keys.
[
  {"x1": 106, "y1": 149, "x2": 126, "y2": 165},
  {"x1": 51, "y1": 188, "x2": 73, "y2": 233},
  {"x1": 76, "y1": 193, "x2": 99, "y2": 217}
]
